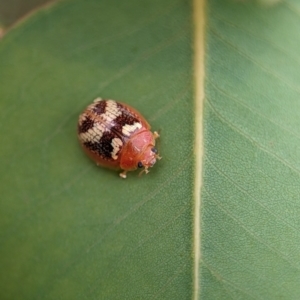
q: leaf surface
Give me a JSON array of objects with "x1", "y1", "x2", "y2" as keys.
[
  {"x1": 201, "y1": 1, "x2": 300, "y2": 299},
  {"x1": 0, "y1": 0, "x2": 193, "y2": 299},
  {"x1": 2, "y1": 0, "x2": 300, "y2": 299}
]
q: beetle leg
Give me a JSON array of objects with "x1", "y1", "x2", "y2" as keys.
[
  {"x1": 153, "y1": 131, "x2": 160, "y2": 139},
  {"x1": 119, "y1": 170, "x2": 127, "y2": 179},
  {"x1": 139, "y1": 167, "x2": 149, "y2": 177}
]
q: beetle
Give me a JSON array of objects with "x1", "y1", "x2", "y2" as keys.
[{"x1": 78, "y1": 98, "x2": 161, "y2": 178}]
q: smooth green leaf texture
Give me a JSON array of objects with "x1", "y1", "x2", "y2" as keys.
[
  {"x1": 0, "y1": 0, "x2": 194, "y2": 299},
  {"x1": 2, "y1": 0, "x2": 300, "y2": 299},
  {"x1": 201, "y1": 0, "x2": 300, "y2": 299}
]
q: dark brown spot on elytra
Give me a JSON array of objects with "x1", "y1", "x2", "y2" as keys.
[
  {"x1": 93, "y1": 100, "x2": 106, "y2": 115},
  {"x1": 112, "y1": 110, "x2": 139, "y2": 133},
  {"x1": 83, "y1": 131, "x2": 117, "y2": 159},
  {"x1": 78, "y1": 116, "x2": 94, "y2": 133}
]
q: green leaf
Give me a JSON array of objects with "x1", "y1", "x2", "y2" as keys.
[
  {"x1": 0, "y1": 0, "x2": 194, "y2": 299},
  {"x1": 201, "y1": 0, "x2": 300, "y2": 299},
  {"x1": 1, "y1": 0, "x2": 300, "y2": 299}
]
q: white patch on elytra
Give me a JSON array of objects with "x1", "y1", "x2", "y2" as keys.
[
  {"x1": 93, "y1": 97, "x2": 102, "y2": 103},
  {"x1": 78, "y1": 114, "x2": 87, "y2": 126},
  {"x1": 101, "y1": 100, "x2": 122, "y2": 123},
  {"x1": 79, "y1": 122, "x2": 106, "y2": 143},
  {"x1": 86, "y1": 100, "x2": 122, "y2": 125},
  {"x1": 122, "y1": 122, "x2": 142, "y2": 136},
  {"x1": 111, "y1": 138, "x2": 123, "y2": 160}
]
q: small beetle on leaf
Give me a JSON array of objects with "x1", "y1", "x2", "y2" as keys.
[{"x1": 78, "y1": 98, "x2": 161, "y2": 178}]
